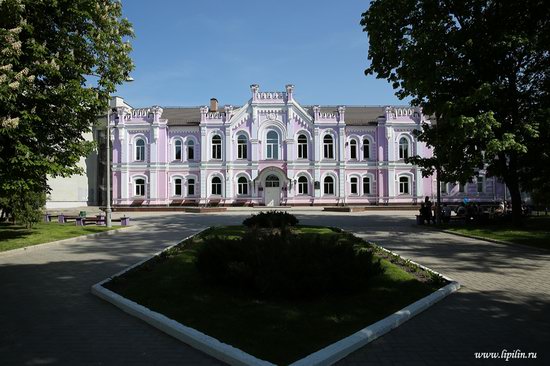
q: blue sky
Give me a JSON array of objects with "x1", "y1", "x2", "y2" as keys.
[{"x1": 117, "y1": 0, "x2": 406, "y2": 108}]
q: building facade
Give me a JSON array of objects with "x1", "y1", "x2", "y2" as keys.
[{"x1": 110, "y1": 85, "x2": 504, "y2": 207}]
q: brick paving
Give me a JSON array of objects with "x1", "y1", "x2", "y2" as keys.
[{"x1": 1, "y1": 211, "x2": 549, "y2": 365}]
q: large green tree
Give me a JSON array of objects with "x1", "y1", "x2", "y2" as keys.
[
  {"x1": 0, "y1": 0, "x2": 133, "y2": 211},
  {"x1": 362, "y1": 0, "x2": 550, "y2": 221}
]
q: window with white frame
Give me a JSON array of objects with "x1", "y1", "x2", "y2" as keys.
[
  {"x1": 174, "y1": 140, "x2": 182, "y2": 160},
  {"x1": 363, "y1": 176, "x2": 371, "y2": 195},
  {"x1": 323, "y1": 135, "x2": 334, "y2": 159},
  {"x1": 399, "y1": 137, "x2": 409, "y2": 160},
  {"x1": 187, "y1": 178, "x2": 195, "y2": 196},
  {"x1": 266, "y1": 131, "x2": 279, "y2": 160},
  {"x1": 135, "y1": 178, "x2": 145, "y2": 196},
  {"x1": 350, "y1": 139, "x2": 357, "y2": 160},
  {"x1": 237, "y1": 134, "x2": 248, "y2": 159},
  {"x1": 187, "y1": 140, "x2": 195, "y2": 160},
  {"x1": 297, "y1": 134, "x2": 308, "y2": 159},
  {"x1": 211, "y1": 135, "x2": 222, "y2": 160},
  {"x1": 135, "y1": 138, "x2": 145, "y2": 161},
  {"x1": 211, "y1": 176, "x2": 222, "y2": 195},
  {"x1": 350, "y1": 177, "x2": 358, "y2": 194},
  {"x1": 477, "y1": 176, "x2": 484, "y2": 193},
  {"x1": 399, "y1": 176, "x2": 410, "y2": 194},
  {"x1": 324, "y1": 176, "x2": 335, "y2": 195},
  {"x1": 237, "y1": 176, "x2": 249, "y2": 195},
  {"x1": 363, "y1": 138, "x2": 370, "y2": 159},
  {"x1": 174, "y1": 178, "x2": 182, "y2": 196},
  {"x1": 297, "y1": 176, "x2": 308, "y2": 194}
]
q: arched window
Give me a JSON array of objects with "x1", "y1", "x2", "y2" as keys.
[
  {"x1": 265, "y1": 174, "x2": 280, "y2": 187},
  {"x1": 297, "y1": 176, "x2": 308, "y2": 195},
  {"x1": 135, "y1": 178, "x2": 145, "y2": 196},
  {"x1": 174, "y1": 140, "x2": 182, "y2": 160},
  {"x1": 211, "y1": 176, "x2": 222, "y2": 195},
  {"x1": 174, "y1": 178, "x2": 182, "y2": 196},
  {"x1": 237, "y1": 176, "x2": 249, "y2": 195},
  {"x1": 187, "y1": 178, "x2": 195, "y2": 196},
  {"x1": 399, "y1": 176, "x2": 410, "y2": 195},
  {"x1": 266, "y1": 131, "x2": 279, "y2": 160},
  {"x1": 212, "y1": 135, "x2": 222, "y2": 160},
  {"x1": 363, "y1": 139, "x2": 370, "y2": 159},
  {"x1": 350, "y1": 177, "x2": 358, "y2": 194},
  {"x1": 237, "y1": 135, "x2": 247, "y2": 159},
  {"x1": 324, "y1": 176, "x2": 334, "y2": 195},
  {"x1": 323, "y1": 135, "x2": 334, "y2": 159},
  {"x1": 350, "y1": 140, "x2": 357, "y2": 160},
  {"x1": 187, "y1": 140, "x2": 195, "y2": 161},
  {"x1": 399, "y1": 137, "x2": 409, "y2": 159},
  {"x1": 363, "y1": 176, "x2": 371, "y2": 195},
  {"x1": 297, "y1": 134, "x2": 308, "y2": 159},
  {"x1": 135, "y1": 139, "x2": 145, "y2": 161}
]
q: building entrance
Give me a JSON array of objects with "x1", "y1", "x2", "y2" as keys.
[{"x1": 264, "y1": 174, "x2": 280, "y2": 206}]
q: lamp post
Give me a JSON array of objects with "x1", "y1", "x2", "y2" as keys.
[{"x1": 106, "y1": 77, "x2": 133, "y2": 227}]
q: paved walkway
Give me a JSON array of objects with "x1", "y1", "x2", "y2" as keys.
[{"x1": 1, "y1": 211, "x2": 548, "y2": 365}]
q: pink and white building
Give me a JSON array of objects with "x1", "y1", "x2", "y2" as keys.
[{"x1": 109, "y1": 84, "x2": 503, "y2": 207}]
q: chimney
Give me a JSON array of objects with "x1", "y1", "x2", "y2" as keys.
[{"x1": 209, "y1": 98, "x2": 218, "y2": 112}]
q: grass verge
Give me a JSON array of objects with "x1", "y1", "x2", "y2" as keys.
[
  {"x1": 444, "y1": 216, "x2": 550, "y2": 250},
  {"x1": 0, "y1": 222, "x2": 114, "y2": 252},
  {"x1": 104, "y1": 225, "x2": 445, "y2": 365}
]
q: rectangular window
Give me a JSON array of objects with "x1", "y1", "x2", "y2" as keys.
[
  {"x1": 212, "y1": 145, "x2": 221, "y2": 159},
  {"x1": 174, "y1": 178, "x2": 182, "y2": 196},
  {"x1": 350, "y1": 178, "x2": 358, "y2": 194},
  {"x1": 175, "y1": 146, "x2": 182, "y2": 160},
  {"x1": 238, "y1": 144, "x2": 247, "y2": 159},
  {"x1": 188, "y1": 179, "x2": 195, "y2": 196},
  {"x1": 298, "y1": 144, "x2": 307, "y2": 159},
  {"x1": 477, "y1": 177, "x2": 484, "y2": 193},
  {"x1": 350, "y1": 145, "x2": 357, "y2": 159},
  {"x1": 363, "y1": 177, "x2": 371, "y2": 195},
  {"x1": 188, "y1": 146, "x2": 194, "y2": 160},
  {"x1": 324, "y1": 144, "x2": 334, "y2": 159},
  {"x1": 135, "y1": 179, "x2": 145, "y2": 196},
  {"x1": 459, "y1": 183, "x2": 465, "y2": 193},
  {"x1": 441, "y1": 182, "x2": 447, "y2": 194}
]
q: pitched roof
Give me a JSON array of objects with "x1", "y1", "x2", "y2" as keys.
[
  {"x1": 160, "y1": 105, "x2": 389, "y2": 126},
  {"x1": 161, "y1": 107, "x2": 201, "y2": 126}
]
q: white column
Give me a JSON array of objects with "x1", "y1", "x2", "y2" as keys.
[
  {"x1": 415, "y1": 168, "x2": 423, "y2": 199},
  {"x1": 149, "y1": 171, "x2": 157, "y2": 201}
]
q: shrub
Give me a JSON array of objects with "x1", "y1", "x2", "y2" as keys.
[
  {"x1": 195, "y1": 230, "x2": 383, "y2": 300},
  {"x1": 3, "y1": 190, "x2": 46, "y2": 228},
  {"x1": 242, "y1": 211, "x2": 299, "y2": 229}
]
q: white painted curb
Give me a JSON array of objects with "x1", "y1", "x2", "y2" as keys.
[
  {"x1": 91, "y1": 228, "x2": 274, "y2": 366},
  {"x1": 92, "y1": 229, "x2": 460, "y2": 366}
]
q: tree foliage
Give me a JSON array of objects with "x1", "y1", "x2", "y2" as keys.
[
  {"x1": 0, "y1": 0, "x2": 133, "y2": 206},
  {"x1": 362, "y1": 0, "x2": 550, "y2": 220}
]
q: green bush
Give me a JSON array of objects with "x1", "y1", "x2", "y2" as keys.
[
  {"x1": 242, "y1": 211, "x2": 299, "y2": 229},
  {"x1": 195, "y1": 231, "x2": 383, "y2": 300}
]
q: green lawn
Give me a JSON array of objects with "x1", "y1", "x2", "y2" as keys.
[
  {"x1": 445, "y1": 216, "x2": 550, "y2": 250},
  {"x1": 105, "y1": 225, "x2": 443, "y2": 365},
  {"x1": 0, "y1": 222, "x2": 114, "y2": 252}
]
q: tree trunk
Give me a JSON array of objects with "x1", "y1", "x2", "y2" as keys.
[{"x1": 506, "y1": 176, "x2": 523, "y2": 224}]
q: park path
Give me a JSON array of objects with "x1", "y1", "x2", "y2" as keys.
[{"x1": 1, "y1": 211, "x2": 549, "y2": 365}]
